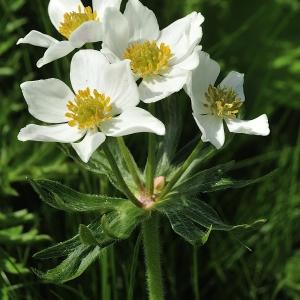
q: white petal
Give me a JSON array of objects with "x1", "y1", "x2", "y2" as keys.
[
  {"x1": 101, "y1": 47, "x2": 121, "y2": 63},
  {"x1": 220, "y1": 71, "x2": 245, "y2": 101},
  {"x1": 48, "y1": 0, "x2": 83, "y2": 31},
  {"x1": 100, "y1": 60, "x2": 140, "y2": 113},
  {"x1": 72, "y1": 131, "x2": 106, "y2": 163},
  {"x1": 139, "y1": 68, "x2": 188, "y2": 103},
  {"x1": 225, "y1": 114, "x2": 270, "y2": 136},
  {"x1": 186, "y1": 51, "x2": 220, "y2": 114},
  {"x1": 21, "y1": 79, "x2": 74, "y2": 123},
  {"x1": 93, "y1": 0, "x2": 121, "y2": 19},
  {"x1": 36, "y1": 41, "x2": 74, "y2": 68},
  {"x1": 70, "y1": 49, "x2": 110, "y2": 92},
  {"x1": 18, "y1": 124, "x2": 84, "y2": 143},
  {"x1": 193, "y1": 114, "x2": 225, "y2": 149},
  {"x1": 69, "y1": 21, "x2": 103, "y2": 48},
  {"x1": 101, "y1": 107, "x2": 166, "y2": 136},
  {"x1": 124, "y1": 0, "x2": 159, "y2": 43},
  {"x1": 158, "y1": 12, "x2": 204, "y2": 64},
  {"x1": 175, "y1": 45, "x2": 201, "y2": 71},
  {"x1": 71, "y1": 51, "x2": 139, "y2": 113},
  {"x1": 102, "y1": 8, "x2": 129, "y2": 58},
  {"x1": 17, "y1": 30, "x2": 57, "y2": 48}
]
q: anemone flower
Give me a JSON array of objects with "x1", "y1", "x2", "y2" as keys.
[
  {"x1": 101, "y1": 0, "x2": 204, "y2": 103},
  {"x1": 18, "y1": 50, "x2": 165, "y2": 162},
  {"x1": 17, "y1": 0, "x2": 121, "y2": 68},
  {"x1": 186, "y1": 51, "x2": 270, "y2": 149}
]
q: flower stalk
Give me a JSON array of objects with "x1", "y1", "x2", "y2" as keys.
[
  {"x1": 145, "y1": 104, "x2": 156, "y2": 194},
  {"x1": 142, "y1": 214, "x2": 164, "y2": 300}
]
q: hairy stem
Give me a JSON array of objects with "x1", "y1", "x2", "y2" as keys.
[
  {"x1": 142, "y1": 215, "x2": 164, "y2": 300},
  {"x1": 102, "y1": 143, "x2": 142, "y2": 207}
]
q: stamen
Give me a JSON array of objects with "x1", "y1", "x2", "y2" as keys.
[
  {"x1": 59, "y1": 5, "x2": 99, "y2": 39},
  {"x1": 66, "y1": 88, "x2": 112, "y2": 130},
  {"x1": 205, "y1": 85, "x2": 243, "y2": 118},
  {"x1": 123, "y1": 41, "x2": 173, "y2": 78}
]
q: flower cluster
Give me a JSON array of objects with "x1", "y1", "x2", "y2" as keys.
[{"x1": 18, "y1": 0, "x2": 270, "y2": 162}]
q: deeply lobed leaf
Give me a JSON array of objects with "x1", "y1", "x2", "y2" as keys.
[{"x1": 30, "y1": 179, "x2": 128, "y2": 213}]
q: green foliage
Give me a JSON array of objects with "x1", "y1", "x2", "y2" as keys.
[
  {"x1": 29, "y1": 179, "x2": 147, "y2": 282},
  {"x1": 0, "y1": 252, "x2": 29, "y2": 275},
  {"x1": 0, "y1": 209, "x2": 49, "y2": 296},
  {"x1": 79, "y1": 224, "x2": 99, "y2": 246},
  {"x1": 0, "y1": 0, "x2": 71, "y2": 197},
  {"x1": 172, "y1": 162, "x2": 277, "y2": 195},
  {"x1": 281, "y1": 251, "x2": 300, "y2": 297},
  {"x1": 1, "y1": 0, "x2": 300, "y2": 298},
  {"x1": 164, "y1": 210, "x2": 212, "y2": 245},
  {"x1": 34, "y1": 244, "x2": 102, "y2": 283},
  {"x1": 0, "y1": 209, "x2": 49, "y2": 245},
  {"x1": 30, "y1": 179, "x2": 127, "y2": 212},
  {"x1": 60, "y1": 139, "x2": 138, "y2": 194}
]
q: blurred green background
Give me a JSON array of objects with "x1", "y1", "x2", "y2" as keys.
[{"x1": 1, "y1": 0, "x2": 300, "y2": 299}]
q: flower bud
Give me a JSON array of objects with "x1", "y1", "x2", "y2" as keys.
[{"x1": 154, "y1": 176, "x2": 166, "y2": 192}]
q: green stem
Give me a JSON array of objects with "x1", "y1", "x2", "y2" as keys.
[
  {"x1": 117, "y1": 137, "x2": 143, "y2": 190},
  {"x1": 145, "y1": 104, "x2": 156, "y2": 194},
  {"x1": 102, "y1": 143, "x2": 142, "y2": 207},
  {"x1": 158, "y1": 141, "x2": 204, "y2": 200},
  {"x1": 142, "y1": 215, "x2": 164, "y2": 300}
]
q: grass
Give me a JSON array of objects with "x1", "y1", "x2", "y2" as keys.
[{"x1": 0, "y1": 0, "x2": 300, "y2": 299}]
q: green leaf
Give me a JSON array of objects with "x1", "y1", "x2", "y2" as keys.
[
  {"x1": 166, "y1": 210, "x2": 212, "y2": 245},
  {"x1": 59, "y1": 140, "x2": 136, "y2": 194},
  {"x1": 79, "y1": 224, "x2": 98, "y2": 246},
  {"x1": 179, "y1": 198, "x2": 233, "y2": 231},
  {"x1": 32, "y1": 204, "x2": 146, "y2": 282},
  {"x1": 156, "y1": 97, "x2": 184, "y2": 175},
  {"x1": 34, "y1": 220, "x2": 111, "y2": 260},
  {"x1": 34, "y1": 244, "x2": 101, "y2": 283},
  {"x1": 158, "y1": 196, "x2": 233, "y2": 231},
  {"x1": 173, "y1": 161, "x2": 276, "y2": 195},
  {"x1": 33, "y1": 235, "x2": 81, "y2": 260},
  {"x1": 33, "y1": 221, "x2": 115, "y2": 282},
  {"x1": 30, "y1": 179, "x2": 127, "y2": 212},
  {"x1": 102, "y1": 202, "x2": 147, "y2": 239},
  {"x1": 202, "y1": 170, "x2": 278, "y2": 193},
  {"x1": 158, "y1": 195, "x2": 265, "y2": 246}
]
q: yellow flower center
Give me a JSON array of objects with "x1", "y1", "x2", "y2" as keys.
[
  {"x1": 66, "y1": 88, "x2": 112, "y2": 130},
  {"x1": 205, "y1": 84, "x2": 243, "y2": 118},
  {"x1": 59, "y1": 6, "x2": 99, "y2": 39},
  {"x1": 123, "y1": 41, "x2": 173, "y2": 78}
]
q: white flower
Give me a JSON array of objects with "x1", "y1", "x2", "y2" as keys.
[
  {"x1": 101, "y1": 0, "x2": 204, "y2": 103},
  {"x1": 186, "y1": 51, "x2": 270, "y2": 149},
  {"x1": 18, "y1": 50, "x2": 166, "y2": 163},
  {"x1": 17, "y1": 0, "x2": 121, "y2": 68}
]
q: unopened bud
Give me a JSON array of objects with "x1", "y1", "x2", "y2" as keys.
[{"x1": 154, "y1": 176, "x2": 166, "y2": 192}]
